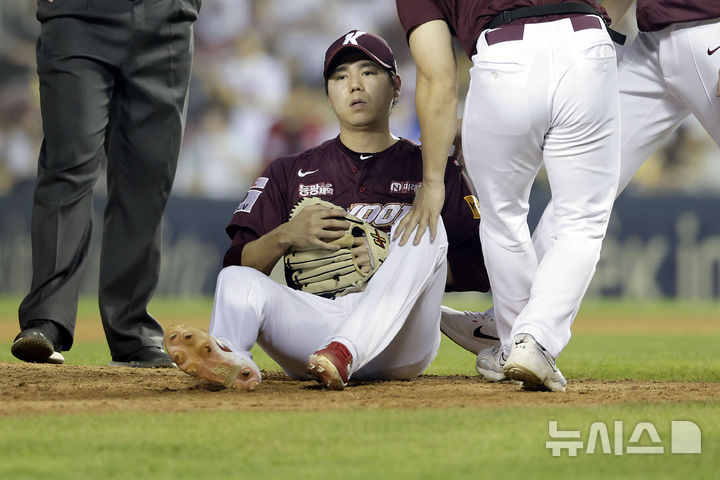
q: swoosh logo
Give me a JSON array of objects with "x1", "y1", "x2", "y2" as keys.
[
  {"x1": 708, "y1": 46, "x2": 720, "y2": 56},
  {"x1": 297, "y1": 168, "x2": 319, "y2": 178},
  {"x1": 473, "y1": 327, "x2": 499, "y2": 341},
  {"x1": 359, "y1": 154, "x2": 373, "y2": 160}
]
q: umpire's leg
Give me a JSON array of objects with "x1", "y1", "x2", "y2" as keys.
[
  {"x1": 99, "y1": 0, "x2": 198, "y2": 359},
  {"x1": 18, "y1": 12, "x2": 117, "y2": 350}
]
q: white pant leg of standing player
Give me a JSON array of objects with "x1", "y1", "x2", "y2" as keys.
[
  {"x1": 462, "y1": 18, "x2": 620, "y2": 359},
  {"x1": 658, "y1": 19, "x2": 720, "y2": 152},
  {"x1": 533, "y1": 19, "x2": 720, "y2": 261}
]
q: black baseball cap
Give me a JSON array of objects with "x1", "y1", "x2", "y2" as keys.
[{"x1": 323, "y1": 30, "x2": 397, "y2": 79}]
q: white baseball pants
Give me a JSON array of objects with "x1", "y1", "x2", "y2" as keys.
[
  {"x1": 534, "y1": 18, "x2": 720, "y2": 273},
  {"x1": 616, "y1": 18, "x2": 720, "y2": 193},
  {"x1": 462, "y1": 17, "x2": 620, "y2": 359},
  {"x1": 208, "y1": 221, "x2": 448, "y2": 382}
]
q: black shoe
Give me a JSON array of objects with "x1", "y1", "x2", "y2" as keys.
[
  {"x1": 108, "y1": 347, "x2": 176, "y2": 368},
  {"x1": 11, "y1": 328, "x2": 65, "y2": 364}
]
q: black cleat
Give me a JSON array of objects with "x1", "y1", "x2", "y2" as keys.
[{"x1": 11, "y1": 329, "x2": 65, "y2": 364}]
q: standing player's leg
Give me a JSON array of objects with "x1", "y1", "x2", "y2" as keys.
[
  {"x1": 533, "y1": 30, "x2": 691, "y2": 261},
  {"x1": 100, "y1": 0, "x2": 196, "y2": 363},
  {"x1": 510, "y1": 29, "x2": 620, "y2": 362},
  {"x1": 465, "y1": 21, "x2": 620, "y2": 392},
  {"x1": 15, "y1": 15, "x2": 115, "y2": 363},
  {"x1": 461, "y1": 34, "x2": 548, "y2": 360},
  {"x1": 534, "y1": 32, "x2": 685, "y2": 260},
  {"x1": 614, "y1": 30, "x2": 694, "y2": 194},
  {"x1": 664, "y1": 20, "x2": 720, "y2": 147}
]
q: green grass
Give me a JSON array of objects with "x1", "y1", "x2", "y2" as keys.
[
  {"x1": 0, "y1": 404, "x2": 717, "y2": 480},
  {"x1": 561, "y1": 335, "x2": 720, "y2": 381},
  {"x1": 1, "y1": 296, "x2": 719, "y2": 479}
]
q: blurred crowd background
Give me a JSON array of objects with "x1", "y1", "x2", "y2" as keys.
[{"x1": 2, "y1": 0, "x2": 720, "y2": 201}]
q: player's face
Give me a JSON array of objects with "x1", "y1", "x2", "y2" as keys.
[{"x1": 326, "y1": 53, "x2": 399, "y2": 131}]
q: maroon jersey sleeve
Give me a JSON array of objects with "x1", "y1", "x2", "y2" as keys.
[
  {"x1": 396, "y1": 0, "x2": 447, "y2": 38},
  {"x1": 441, "y1": 159, "x2": 491, "y2": 292},
  {"x1": 398, "y1": 0, "x2": 610, "y2": 58},
  {"x1": 223, "y1": 158, "x2": 294, "y2": 267},
  {"x1": 636, "y1": 0, "x2": 720, "y2": 32}
]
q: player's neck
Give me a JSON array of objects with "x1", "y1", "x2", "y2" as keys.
[{"x1": 338, "y1": 129, "x2": 397, "y2": 154}]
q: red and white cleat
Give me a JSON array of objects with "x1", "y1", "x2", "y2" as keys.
[
  {"x1": 306, "y1": 341, "x2": 353, "y2": 391},
  {"x1": 164, "y1": 324, "x2": 261, "y2": 391}
]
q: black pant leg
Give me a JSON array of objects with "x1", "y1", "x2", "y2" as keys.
[
  {"x1": 99, "y1": 0, "x2": 198, "y2": 358},
  {"x1": 18, "y1": 6, "x2": 124, "y2": 349}
]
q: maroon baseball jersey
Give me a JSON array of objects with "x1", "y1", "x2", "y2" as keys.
[
  {"x1": 396, "y1": 0, "x2": 609, "y2": 57},
  {"x1": 635, "y1": 0, "x2": 720, "y2": 32},
  {"x1": 225, "y1": 137, "x2": 490, "y2": 293}
]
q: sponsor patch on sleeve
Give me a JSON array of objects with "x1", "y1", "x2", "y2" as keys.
[
  {"x1": 464, "y1": 195, "x2": 481, "y2": 219},
  {"x1": 235, "y1": 189, "x2": 262, "y2": 213},
  {"x1": 251, "y1": 177, "x2": 269, "y2": 189},
  {"x1": 234, "y1": 177, "x2": 269, "y2": 213}
]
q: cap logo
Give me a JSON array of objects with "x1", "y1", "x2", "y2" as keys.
[{"x1": 343, "y1": 31, "x2": 366, "y2": 46}]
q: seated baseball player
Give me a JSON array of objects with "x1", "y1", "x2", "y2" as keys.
[{"x1": 164, "y1": 30, "x2": 495, "y2": 391}]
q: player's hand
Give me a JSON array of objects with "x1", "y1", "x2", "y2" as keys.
[
  {"x1": 281, "y1": 204, "x2": 350, "y2": 251},
  {"x1": 393, "y1": 180, "x2": 445, "y2": 246},
  {"x1": 352, "y1": 236, "x2": 372, "y2": 273}
]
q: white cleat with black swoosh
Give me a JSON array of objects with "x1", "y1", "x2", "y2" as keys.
[
  {"x1": 504, "y1": 334, "x2": 566, "y2": 392},
  {"x1": 439, "y1": 306, "x2": 500, "y2": 355}
]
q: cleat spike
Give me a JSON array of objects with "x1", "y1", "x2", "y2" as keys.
[{"x1": 163, "y1": 325, "x2": 261, "y2": 392}]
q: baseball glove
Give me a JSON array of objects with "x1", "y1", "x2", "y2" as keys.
[{"x1": 284, "y1": 197, "x2": 390, "y2": 298}]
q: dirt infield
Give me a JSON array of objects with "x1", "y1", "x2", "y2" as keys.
[
  {"x1": 2, "y1": 362, "x2": 719, "y2": 416},
  {"x1": 2, "y1": 303, "x2": 719, "y2": 416}
]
